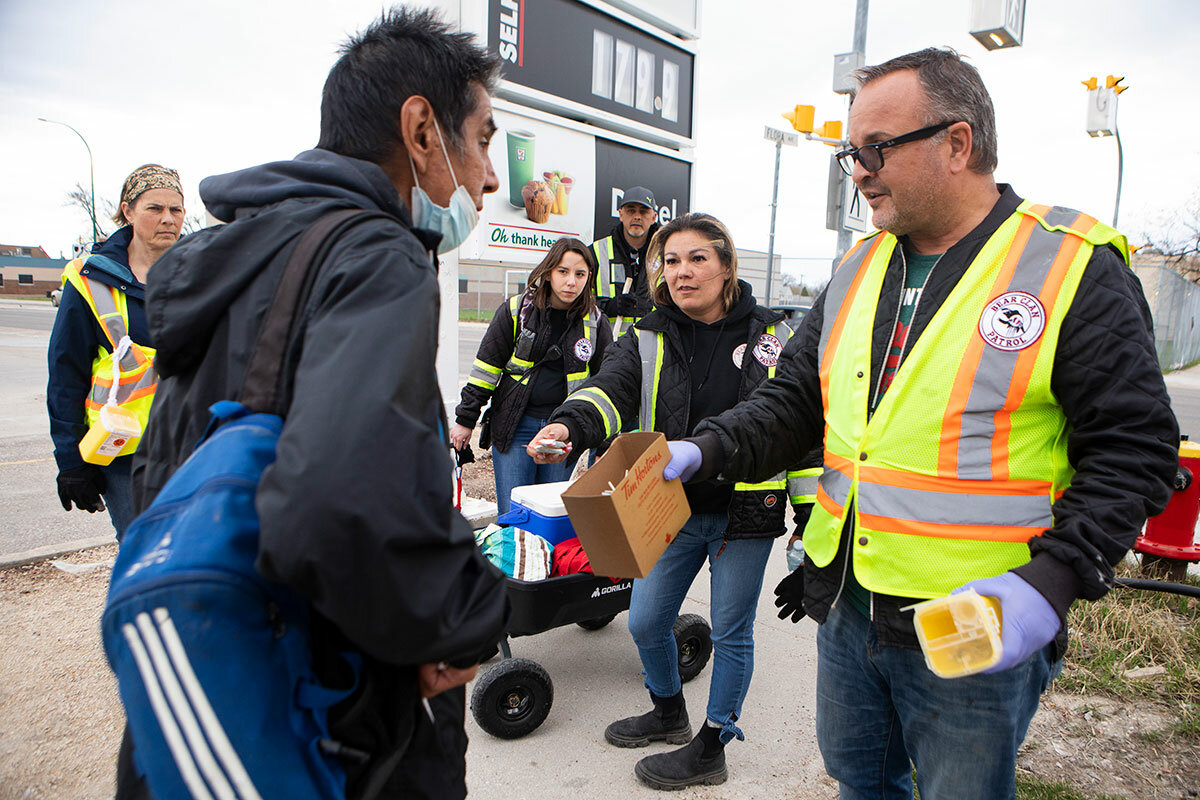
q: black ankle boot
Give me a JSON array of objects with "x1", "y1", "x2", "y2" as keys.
[
  {"x1": 633, "y1": 725, "x2": 727, "y2": 791},
  {"x1": 604, "y1": 691, "x2": 692, "y2": 748}
]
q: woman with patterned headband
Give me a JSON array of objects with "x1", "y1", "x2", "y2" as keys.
[{"x1": 47, "y1": 164, "x2": 184, "y2": 539}]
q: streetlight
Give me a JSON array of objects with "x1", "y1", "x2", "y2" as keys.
[
  {"x1": 38, "y1": 117, "x2": 98, "y2": 244},
  {"x1": 1081, "y1": 75, "x2": 1128, "y2": 228}
]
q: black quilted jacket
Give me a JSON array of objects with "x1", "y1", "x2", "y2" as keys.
[
  {"x1": 455, "y1": 294, "x2": 612, "y2": 453},
  {"x1": 552, "y1": 282, "x2": 816, "y2": 539},
  {"x1": 691, "y1": 185, "x2": 1178, "y2": 649}
]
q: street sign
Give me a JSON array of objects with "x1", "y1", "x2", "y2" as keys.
[{"x1": 763, "y1": 126, "x2": 799, "y2": 147}]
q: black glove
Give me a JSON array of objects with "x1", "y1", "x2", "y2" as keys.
[
  {"x1": 774, "y1": 567, "x2": 807, "y2": 623},
  {"x1": 608, "y1": 293, "x2": 638, "y2": 318},
  {"x1": 56, "y1": 465, "x2": 106, "y2": 512},
  {"x1": 454, "y1": 443, "x2": 475, "y2": 466}
]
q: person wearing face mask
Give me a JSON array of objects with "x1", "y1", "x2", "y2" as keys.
[
  {"x1": 121, "y1": 10, "x2": 510, "y2": 800},
  {"x1": 450, "y1": 237, "x2": 612, "y2": 513},
  {"x1": 47, "y1": 163, "x2": 184, "y2": 540},
  {"x1": 528, "y1": 213, "x2": 820, "y2": 791}
]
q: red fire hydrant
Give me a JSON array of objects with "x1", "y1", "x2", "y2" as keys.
[{"x1": 1136, "y1": 438, "x2": 1200, "y2": 582}]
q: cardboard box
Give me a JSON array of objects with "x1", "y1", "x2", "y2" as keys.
[{"x1": 561, "y1": 432, "x2": 692, "y2": 578}]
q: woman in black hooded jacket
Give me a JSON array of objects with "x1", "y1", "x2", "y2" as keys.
[
  {"x1": 528, "y1": 213, "x2": 817, "y2": 791},
  {"x1": 450, "y1": 237, "x2": 612, "y2": 513}
]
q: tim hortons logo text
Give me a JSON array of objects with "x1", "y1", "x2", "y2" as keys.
[
  {"x1": 978, "y1": 291, "x2": 1045, "y2": 351},
  {"x1": 623, "y1": 449, "x2": 664, "y2": 501}
]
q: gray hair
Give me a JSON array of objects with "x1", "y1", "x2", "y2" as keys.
[{"x1": 852, "y1": 47, "x2": 997, "y2": 175}]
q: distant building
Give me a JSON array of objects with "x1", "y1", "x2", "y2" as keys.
[
  {"x1": 0, "y1": 243, "x2": 50, "y2": 258},
  {"x1": 0, "y1": 244, "x2": 69, "y2": 297}
]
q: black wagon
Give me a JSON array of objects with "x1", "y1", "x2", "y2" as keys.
[{"x1": 469, "y1": 570, "x2": 713, "y2": 739}]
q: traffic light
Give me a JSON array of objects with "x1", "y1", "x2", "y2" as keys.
[
  {"x1": 816, "y1": 120, "x2": 843, "y2": 144},
  {"x1": 1081, "y1": 77, "x2": 1098, "y2": 90},
  {"x1": 1106, "y1": 75, "x2": 1129, "y2": 94},
  {"x1": 782, "y1": 105, "x2": 815, "y2": 134}
]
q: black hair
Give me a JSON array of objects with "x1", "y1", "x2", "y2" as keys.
[{"x1": 317, "y1": 7, "x2": 501, "y2": 162}]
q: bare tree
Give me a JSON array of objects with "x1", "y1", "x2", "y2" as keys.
[
  {"x1": 181, "y1": 213, "x2": 207, "y2": 235},
  {"x1": 64, "y1": 182, "x2": 116, "y2": 240},
  {"x1": 1137, "y1": 192, "x2": 1200, "y2": 283}
]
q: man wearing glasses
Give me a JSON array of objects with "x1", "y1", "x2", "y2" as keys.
[{"x1": 661, "y1": 48, "x2": 1177, "y2": 799}]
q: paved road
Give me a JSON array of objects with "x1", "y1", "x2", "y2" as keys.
[{"x1": 5, "y1": 301, "x2": 1200, "y2": 560}]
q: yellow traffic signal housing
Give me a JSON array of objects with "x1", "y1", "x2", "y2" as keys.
[
  {"x1": 1081, "y1": 76, "x2": 1098, "y2": 90},
  {"x1": 817, "y1": 120, "x2": 843, "y2": 144},
  {"x1": 1106, "y1": 74, "x2": 1129, "y2": 94},
  {"x1": 782, "y1": 105, "x2": 815, "y2": 134}
]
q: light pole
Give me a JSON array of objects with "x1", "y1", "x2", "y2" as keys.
[
  {"x1": 1081, "y1": 75, "x2": 1128, "y2": 228},
  {"x1": 38, "y1": 117, "x2": 98, "y2": 244}
]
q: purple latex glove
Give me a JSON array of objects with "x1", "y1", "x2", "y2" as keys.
[
  {"x1": 954, "y1": 572, "x2": 1060, "y2": 673},
  {"x1": 662, "y1": 441, "x2": 702, "y2": 483}
]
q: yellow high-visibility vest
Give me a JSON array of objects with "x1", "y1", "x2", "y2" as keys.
[
  {"x1": 62, "y1": 258, "x2": 157, "y2": 457},
  {"x1": 805, "y1": 201, "x2": 1128, "y2": 598}
]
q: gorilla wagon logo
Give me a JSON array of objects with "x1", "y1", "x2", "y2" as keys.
[{"x1": 978, "y1": 291, "x2": 1045, "y2": 351}]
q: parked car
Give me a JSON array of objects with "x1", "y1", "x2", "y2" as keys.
[
  {"x1": 47, "y1": 288, "x2": 63, "y2": 307},
  {"x1": 769, "y1": 303, "x2": 811, "y2": 331}
]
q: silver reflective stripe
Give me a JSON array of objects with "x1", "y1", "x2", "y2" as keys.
[
  {"x1": 86, "y1": 277, "x2": 141, "y2": 372},
  {"x1": 818, "y1": 236, "x2": 881, "y2": 365},
  {"x1": 468, "y1": 361, "x2": 501, "y2": 389},
  {"x1": 636, "y1": 329, "x2": 659, "y2": 431},
  {"x1": 593, "y1": 238, "x2": 614, "y2": 298},
  {"x1": 955, "y1": 210, "x2": 1081, "y2": 478},
  {"x1": 856, "y1": 483, "x2": 1054, "y2": 529},
  {"x1": 568, "y1": 386, "x2": 621, "y2": 438},
  {"x1": 89, "y1": 363, "x2": 156, "y2": 406},
  {"x1": 788, "y1": 469, "x2": 820, "y2": 502},
  {"x1": 818, "y1": 466, "x2": 853, "y2": 507}
]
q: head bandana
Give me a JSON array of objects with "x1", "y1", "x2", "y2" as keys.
[{"x1": 114, "y1": 164, "x2": 183, "y2": 224}]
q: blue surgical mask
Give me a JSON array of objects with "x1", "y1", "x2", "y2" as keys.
[{"x1": 408, "y1": 118, "x2": 479, "y2": 255}]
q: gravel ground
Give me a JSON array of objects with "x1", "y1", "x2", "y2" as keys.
[
  {"x1": 0, "y1": 545, "x2": 122, "y2": 800},
  {"x1": 3, "y1": 454, "x2": 1197, "y2": 799}
]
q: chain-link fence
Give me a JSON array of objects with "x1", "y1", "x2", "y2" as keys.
[{"x1": 1133, "y1": 262, "x2": 1200, "y2": 371}]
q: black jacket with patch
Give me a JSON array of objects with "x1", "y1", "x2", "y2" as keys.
[
  {"x1": 455, "y1": 293, "x2": 612, "y2": 452},
  {"x1": 690, "y1": 185, "x2": 1178, "y2": 651},
  {"x1": 552, "y1": 281, "x2": 816, "y2": 539},
  {"x1": 594, "y1": 220, "x2": 659, "y2": 320}
]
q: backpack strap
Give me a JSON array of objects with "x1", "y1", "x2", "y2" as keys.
[{"x1": 238, "y1": 208, "x2": 395, "y2": 414}]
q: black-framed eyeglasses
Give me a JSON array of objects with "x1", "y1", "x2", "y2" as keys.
[{"x1": 834, "y1": 121, "x2": 958, "y2": 176}]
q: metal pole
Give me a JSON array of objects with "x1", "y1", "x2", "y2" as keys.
[
  {"x1": 833, "y1": 0, "x2": 869, "y2": 275},
  {"x1": 1113, "y1": 126, "x2": 1124, "y2": 229},
  {"x1": 765, "y1": 139, "x2": 782, "y2": 306},
  {"x1": 38, "y1": 117, "x2": 98, "y2": 244}
]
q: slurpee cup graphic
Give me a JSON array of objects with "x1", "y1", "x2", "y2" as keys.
[{"x1": 506, "y1": 129, "x2": 536, "y2": 207}]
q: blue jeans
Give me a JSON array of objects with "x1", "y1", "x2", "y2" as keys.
[
  {"x1": 101, "y1": 463, "x2": 136, "y2": 542},
  {"x1": 816, "y1": 601, "x2": 1061, "y2": 800},
  {"x1": 492, "y1": 415, "x2": 571, "y2": 515},
  {"x1": 627, "y1": 513, "x2": 773, "y2": 742}
]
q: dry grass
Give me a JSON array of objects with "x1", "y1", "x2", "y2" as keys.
[{"x1": 1056, "y1": 557, "x2": 1200, "y2": 740}]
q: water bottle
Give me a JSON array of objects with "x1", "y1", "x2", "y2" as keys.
[{"x1": 786, "y1": 538, "x2": 805, "y2": 572}]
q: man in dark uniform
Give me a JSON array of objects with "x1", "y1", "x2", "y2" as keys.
[{"x1": 591, "y1": 185, "x2": 660, "y2": 331}]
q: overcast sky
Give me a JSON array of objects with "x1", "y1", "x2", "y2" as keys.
[{"x1": 2, "y1": 0, "x2": 1197, "y2": 287}]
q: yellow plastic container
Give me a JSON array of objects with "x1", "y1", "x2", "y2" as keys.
[
  {"x1": 78, "y1": 405, "x2": 143, "y2": 466},
  {"x1": 906, "y1": 590, "x2": 1003, "y2": 678}
]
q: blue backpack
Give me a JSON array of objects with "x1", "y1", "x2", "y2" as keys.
[{"x1": 102, "y1": 210, "x2": 393, "y2": 800}]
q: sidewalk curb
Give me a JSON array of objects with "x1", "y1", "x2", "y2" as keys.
[{"x1": 0, "y1": 535, "x2": 115, "y2": 570}]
